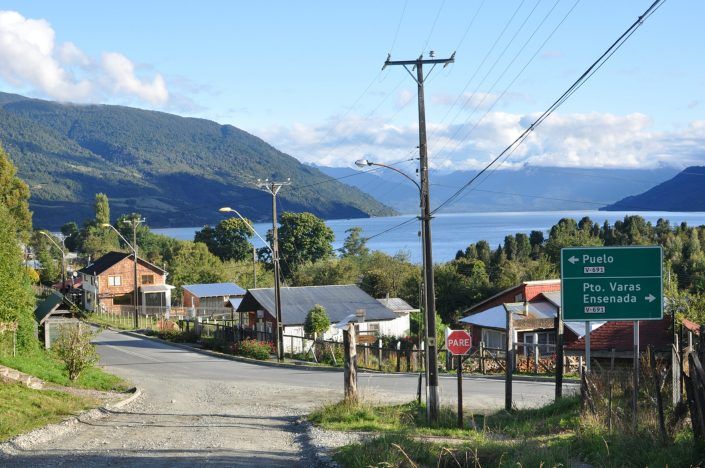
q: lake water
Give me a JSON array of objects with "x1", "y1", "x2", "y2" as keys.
[{"x1": 153, "y1": 210, "x2": 705, "y2": 264}]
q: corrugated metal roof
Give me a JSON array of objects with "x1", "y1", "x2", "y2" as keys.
[
  {"x1": 377, "y1": 297, "x2": 417, "y2": 313},
  {"x1": 542, "y1": 291, "x2": 561, "y2": 307},
  {"x1": 237, "y1": 284, "x2": 398, "y2": 326},
  {"x1": 182, "y1": 283, "x2": 246, "y2": 298},
  {"x1": 34, "y1": 291, "x2": 69, "y2": 324},
  {"x1": 460, "y1": 301, "x2": 603, "y2": 338}
]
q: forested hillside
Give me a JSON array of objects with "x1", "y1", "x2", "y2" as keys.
[
  {"x1": 603, "y1": 166, "x2": 705, "y2": 212},
  {"x1": 0, "y1": 92, "x2": 394, "y2": 228}
]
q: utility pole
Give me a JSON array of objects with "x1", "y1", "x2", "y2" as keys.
[
  {"x1": 253, "y1": 245, "x2": 257, "y2": 288},
  {"x1": 384, "y1": 51, "x2": 454, "y2": 423},
  {"x1": 126, "y1": 216, "x2": 145, "y2": 329},
  {"x1": 258, "y1": 178, "x2": 290, "y2": 362}
]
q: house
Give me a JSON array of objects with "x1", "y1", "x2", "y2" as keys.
[
  {"x1": 463, "y1": 279, "x2": 561, "y2": 315},
  {"x1": 236, "y1": 284, "x2": 410, "y2": 350},
  {"x1": 459, "y1": 281, "x2": 603, "y2": 355},
  {"x1": 565, "y1": 316, "x2": 672, "y2": 358},
  {"x1": 182, "y1": 283, "x2": 246, "y2": 316},
  {"x1": 78, "y1": 251, "x2": 174, "y2": 312}
]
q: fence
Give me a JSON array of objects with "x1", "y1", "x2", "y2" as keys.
[{"x1": 88, "y1": 304, "x2": 239, "y2": 331}]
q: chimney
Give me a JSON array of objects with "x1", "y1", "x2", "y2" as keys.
[{"x1": 523, "y1": 300, "x2": 529, "y2": 316}]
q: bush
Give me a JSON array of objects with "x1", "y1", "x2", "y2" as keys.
[
  {"x1": 304, "y1": 304, "x2": 330, "y2": 338},
  {"x1": 150, "y1": 328, "x2": 197, "y2": 343},
  {"x1": 234, "y1": 339, "x2": 274, "y2": 360},
  {"x1": 52, "y1": 326, "x2": 98, "y2": 381}
]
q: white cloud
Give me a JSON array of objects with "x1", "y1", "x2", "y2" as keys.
[
  {"x1": 259, "y1": 111, "x2": 705, "y2": 171},
  {"x1": 102, "y1": 52, "x2": 168, "y2": 105},
  {"x1": 0, "y1": 10, "x2": 169, "y2": 106}
]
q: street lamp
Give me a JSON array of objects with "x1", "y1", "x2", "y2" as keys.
[
  {"x1": 39, "y1": 231, "x2": 66, "y2": 289},
  {"x1": 354, "y1": 158, "x2": 439, "y2": 416},
  {"x1": 101, "y1": 222, "x2": 140, "y2": 329},
  {"x1": 219, "y1": 207, "x2": 283, "y2": 360}
]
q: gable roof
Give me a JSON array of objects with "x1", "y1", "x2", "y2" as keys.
[
  {"x1": 377, "y1": 297, "x2": 417, "y2": 313},
  {"x1": 463, "y1": 279, "x2": 561, "y2": 314},
  {"x1": 460, "y1": 301, "x2": 603, "y2": 338},
  {"x1": 78, "y1": 251, "x2": 166, "y2": 276},
  {"x1": 34, "y1": 291, "x2": 74, "y2": 324},
  {"x1": 183, "y1": 283, "x2": 246, "y2": 298},
  {"x1": 237, "y1": 284, "x2": 398, "y2": 326},
  {"x1": 565, "y1": 317, "x2": 672, "y2": 352}
]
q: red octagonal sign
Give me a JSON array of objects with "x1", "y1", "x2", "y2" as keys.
[{"x1": 446, "y1": 330, "x2": 472, "y2": 355}]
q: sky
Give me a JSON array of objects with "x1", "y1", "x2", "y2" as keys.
[{"x1": 0, "y1": 0, "x2": 703, "y2": 174}]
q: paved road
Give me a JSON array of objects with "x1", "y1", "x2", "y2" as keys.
[{"x1": 3, "y1": 330, "x2": 573, "y2": 466}]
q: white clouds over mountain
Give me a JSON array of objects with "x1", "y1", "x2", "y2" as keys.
[
  {"x1": 261, "y1": 111, "x2": 705, "y2": 170},
  {"x1": 0, "y1": 10, "x2": 169, "y2": 105}
]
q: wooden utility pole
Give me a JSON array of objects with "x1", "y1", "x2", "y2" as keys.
[
  {"x1": 506, "y1": 307, "x2": 514, "y2": 411},
  {"x1": 383, "y1": 51, "x2": 454, "y2": 423},
  {"x1": 258, "y1": 179, "x2": 290, "y2": 362}
]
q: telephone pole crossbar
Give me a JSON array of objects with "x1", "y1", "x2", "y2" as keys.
[
  {"x1": 257, "y1": 179, "x2": 290, "y2": 362},
  {"x1": 384, "y1": 52, "x2": 454, "y2": 423}
]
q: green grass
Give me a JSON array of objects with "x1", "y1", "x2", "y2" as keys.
[
  {"x1": 312, "y1": 398, "x2": 705, "y2": 467},
  {"x1": 0, "y1": 350, "x2": 129, "y2": 392},
  {"x1": 0, "y1": 382, "x2": 96, "y2": 441}
]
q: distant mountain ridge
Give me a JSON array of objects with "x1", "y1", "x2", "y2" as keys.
[
  {"x1": 316, "y1": 165, "x2": 681, "y2": 213},
  {"x1": 0, "y1": 91, "x2": 395, "y2": 229},
  {"x1": 602, "y1": 166, "x2": 705, "y2": 212}
]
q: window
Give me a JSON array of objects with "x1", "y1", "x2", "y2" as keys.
[
  {"x1": 366, "y1": 323, "x2": 380, "y2": 334},
  {"x1": 523, "y1": 331, "x2": 556, "y2": 356},
  {"x1": 108, "y1": 275, "x2": 121, "y2": 287},
  {"x1": 481, "y1": 329, "x2": 506, "y2": 350},
  {"x1": 141, "y1": 274, "x2": 154, "y2": 285}
]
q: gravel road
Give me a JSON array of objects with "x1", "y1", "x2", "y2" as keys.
[{"x1": 1, "y1": 330, "x2": 572, "y2": 466}]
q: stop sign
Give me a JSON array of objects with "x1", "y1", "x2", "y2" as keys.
[{"x1": 446, "y1": 329, "x2": 472, "y2": 355}]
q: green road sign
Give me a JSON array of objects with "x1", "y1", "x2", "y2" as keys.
[{"x1": 561, "y1": 246, "x2": 663, "y2": 321}]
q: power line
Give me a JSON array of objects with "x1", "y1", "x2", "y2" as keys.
[
  {"x1": 421, "y1": 0, "x2": 447, "y2": 53},
  {"x1": 389, "y1": 0, "x2": 409, "y2": 53},
  {"x1": 454, "y1": 0, "x2": 487, "y2": 52},
  {"x1": 431, "y1": 0, "x2": 667, "y2": 215}
]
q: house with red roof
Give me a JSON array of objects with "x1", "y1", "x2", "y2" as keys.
[{"x1": 565, "y1": 316, "x2": 673, "y2": 358}]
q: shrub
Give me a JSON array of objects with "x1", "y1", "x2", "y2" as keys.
[
  {"x1": 52, "y1": 326, "x2": 98, "y2": 381},
  {"x1": 151, "y1": 328, "x2": 197, "y2": 343},
  {"x1": 235, "y1": 339, "x2": 273, "y2": 360},
  {"x1": 304, "y1": 304, "x2": 330, "y2": 338}
]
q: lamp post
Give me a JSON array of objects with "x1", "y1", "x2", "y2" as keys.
[
  {"x1": 101, "y1": 222, "x2": 140, "y2": 329},
  {"x1": 354, "y1": 159, "x2": 435, "y2": 408},
  {"x1": 218, "y1": 207, "x2": 281, "y2": 358},
  {"x1": 40, "y1": 231, "x2": 66, "y2": 289}
]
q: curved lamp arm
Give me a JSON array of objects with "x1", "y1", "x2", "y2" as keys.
[
  {"x1": 101, "y1": 223, "x2": 135, "y2": 253},
  {"x1": 355, "y1": 159, "x2": 422, "y2": 195},
  {"x1": 218, "y1": 207, "x2": 273, "y2": 254}
]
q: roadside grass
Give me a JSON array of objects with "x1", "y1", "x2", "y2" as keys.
[
  {"x1": 0, "y1": 382, "x2": 96, "y2": 442},
  {"x1": 84, "y1": 313, "x2": 137, "y2": 331},
  {"x1": 311, "y1": 397, "x2": 705, "y2": 467},
  {"x1": 0, "y1": 349, "x2": 129, "y2": 392}
]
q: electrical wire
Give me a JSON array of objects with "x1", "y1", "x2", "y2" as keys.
[
  {"x1": 431, "y1": 0, "x2": 667, "y2": 215},
  {"x1": 389, "y1": 0, "x2": 409, "y2": 54}
]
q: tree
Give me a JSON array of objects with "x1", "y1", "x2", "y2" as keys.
[
  {"x1": 0, "y1": 205, "x2": 37, "y2": 353},
  {"x1": 0, "y1": 144, "x2": 32, "y2": 238},
  {"x1": 195, "y1": 217, "x2": 253, "y2": 262},
  {"x1": 340, "y1": 227, "x2": 369, "y2": 258},
  {"x1": 94, "y1": 193, "x2": 110, "y2": 225},
  {"x1": 269, "y1": 212, "x2": 334, "y2": 276},
  {"x1": 166, "y1": 240, "x2": 227, "y2": 301},
  {"x1": 61, "y1": 222, "x2": 80, "y2": 252},
  {"x1": 304, "y1": 304, "x2": 330, "y2": 339}
]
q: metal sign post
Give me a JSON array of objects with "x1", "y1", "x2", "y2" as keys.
[{"x1": 446, "y1": 329, "x2": 471, "y2": 429}]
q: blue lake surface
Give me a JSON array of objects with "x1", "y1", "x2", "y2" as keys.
[{"x1": 153, "y1": 210, "x2": 705, "y2": 264}]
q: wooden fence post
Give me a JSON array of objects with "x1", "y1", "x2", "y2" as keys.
[
  {"x1": 479, "y1": 341, "x2": 486, "y2": 374},
  {"x1": 378, "y1": 339, "x2": 383, "y2": 371},
  {"x1": 343, "y1": 324, "x2": 358, "y2": 402},
  {"x1": 505, "y1": 308, "x2": 513, "y2": 412},
  {"x1": 649, "y1": 346, "x2": 667, "y2": 441},
  {"x1": 555, "y1": 310, "x2": 564, "y2": 400}
]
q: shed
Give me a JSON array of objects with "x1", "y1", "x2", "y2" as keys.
[
  {"x1": 34, "y1": 292, "x2": 80, "y2": 349},
  {"x1": 183, "y1": 282, "x2": 246, "y2": 310}
]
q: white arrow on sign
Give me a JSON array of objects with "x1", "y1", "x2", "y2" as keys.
[
  {"x1": 645, "y1": 294, "x2": 656, "y2": 303},
  {"x1": 568, "y1": 256, "x2": 579, "y2": 264}
]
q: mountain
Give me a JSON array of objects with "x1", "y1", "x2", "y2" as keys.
[
  {"x1": 602, "y1": 166, "x2": 705, "y2": 211},
  {"x1": 316, "y1": 165, "x2": 681, "y2": 213},
  {"x1": 0, "y1": 92, "x2": 395, "y2": 229}
]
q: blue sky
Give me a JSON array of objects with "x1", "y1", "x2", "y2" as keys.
[{"x1": 0, "y1": 1, "x2": 703, "y2": 171}]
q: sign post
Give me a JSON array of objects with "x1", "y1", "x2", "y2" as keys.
[
  {"x1": 561, "y1": 246, "x2": 662, "y2": 429},
  {"x1": 446, "y1": 329, "x2": 472, "y2": 428}
]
